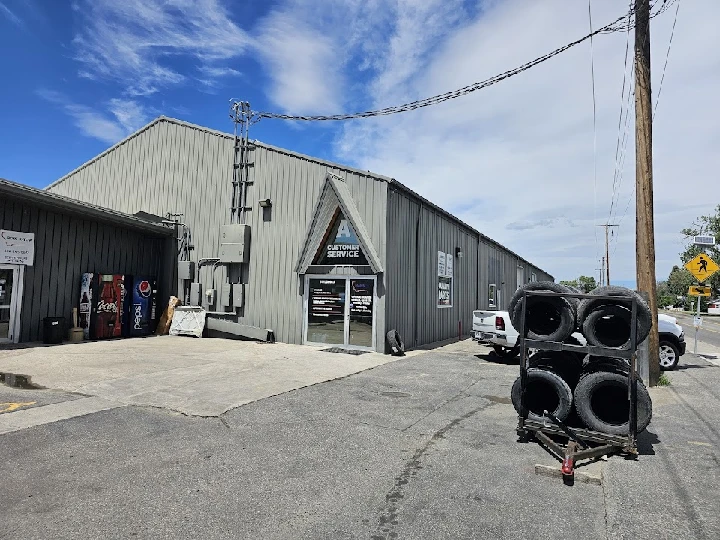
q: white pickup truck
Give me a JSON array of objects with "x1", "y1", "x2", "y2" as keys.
[{"x1": 472, "y1": 309, "x2": 686, "y2": 370}]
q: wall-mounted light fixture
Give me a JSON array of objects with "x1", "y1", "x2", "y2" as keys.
[
  {"x1": 455, "y1": 247, "x2": 463, "y2": 258},
  {"x1": 259, "y1": 198, "x2": 272, "y2": 208}
]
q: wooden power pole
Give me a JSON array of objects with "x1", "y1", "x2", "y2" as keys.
[
  {"x1": 598, "y1": 224, "x2": 619, "y2": 286},
  {"x1": 635, "y1": 0, "x2": 660, "y2": 386}
]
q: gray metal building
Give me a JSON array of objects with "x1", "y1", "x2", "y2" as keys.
[
  {"x1": 46, "y1": 116, "x2": 553, "y2": 352},
  {"x1": 1, "y1": 178, "x2": 175, "y2": 343}
]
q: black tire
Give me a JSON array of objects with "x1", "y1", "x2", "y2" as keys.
[
  {"x1": 508, "y1": 281, "x2": 574, "y2": 322},
  {"x1": 511, "y1": 293, "x2": 576, "y2": 343},
  {"x1": 582, "y1": 356, "x2": 630, "y2": 376},
  {"x1": 574, "y1": 371, "x2": 652, "y2": 435},
  {"x1": 511, "y1": 368, "x2": 573, "y2": 422},
  {"x1": 578, "y1": 286, "x2": 651, "y2": 343},
  {"x1": 659, "y1": 340, "x2": 680, "y2": 370},
  {"x1": 386, "y1": 330, "x2": 405, "y2": 356},
  {"x1": 563, "y1": 335, "x2": 587, "y2": 363},
  {"x1": 528, "y1": 351, "x2": 583, "y2": 388},
  {"x1": 493, "y1": 345, "x2": 520, "y2": 358},
  {"x1": 582, "y1": 304, "x2": 636, "y2": 349}
]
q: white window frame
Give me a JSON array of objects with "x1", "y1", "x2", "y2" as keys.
[
  {"x1": 488, "y1": 283, "x2": 497, "y2": 308},
  {"x1": 302, "y1": 274, "x2": 377, "y2": 350},
  {"x1": 0, "y1": 264, "x2": 24, "y2": 344}
]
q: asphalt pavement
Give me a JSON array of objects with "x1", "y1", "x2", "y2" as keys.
[{"x1": 0, "y1": 341, "x2": 718, "y2": 539}]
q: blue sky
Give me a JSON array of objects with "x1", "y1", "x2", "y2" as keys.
[{"x1": 1, "y1": 0, "x2": 718, "y2": 284}]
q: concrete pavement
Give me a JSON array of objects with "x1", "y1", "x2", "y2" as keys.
[
  {"x1": 0, "y1": 336, "x2": 400, "y2": 417},
  {"x1": 0, "y1": 339, "x2": 718, "y2": 539}
]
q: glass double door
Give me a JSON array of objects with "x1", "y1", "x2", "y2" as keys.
[
  {"x1": 305, "y1": 276, "x2": 375, "y2": 349},
  {"x1": 0, "y1": 265, "x2": 21, "y2": 343}
]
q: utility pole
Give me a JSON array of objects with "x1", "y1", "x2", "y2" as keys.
[
  {"x1": 635, "y1": 0, "x2": 659, "y2": 387},
  {"x1": 597, "y1": 224, "x2": 618, "y2": 285},
  {"x1": 597, "y1": 257, "x2": 605, "y2": 287}
]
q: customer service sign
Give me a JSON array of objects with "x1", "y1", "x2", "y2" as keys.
[{"x1": 0, "y1": 230, "x2": 35, "y2": 266}]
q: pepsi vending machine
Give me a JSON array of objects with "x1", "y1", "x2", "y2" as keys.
[{"x1": 129, "y1": 276, "x2": 157, "y2": 336}]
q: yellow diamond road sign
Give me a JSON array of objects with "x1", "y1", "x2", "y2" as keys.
[
  {"x1": 688, "y1": 285, "x2": 712, "y2": 297},
  {"x1": 685, "y1": 254, "x2": 719, "y2": 283}
]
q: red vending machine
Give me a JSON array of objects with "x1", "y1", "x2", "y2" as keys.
[{"x1": 92, "y1": 274, "x2": 125, "y2": 339}]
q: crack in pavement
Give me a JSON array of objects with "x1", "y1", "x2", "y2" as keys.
[
  {"x1": 400, "y1": 378, "x2": 485, "y2": 433},
  {"x1": 370, "y1": 400, "x2": 493, "y2": 540}
]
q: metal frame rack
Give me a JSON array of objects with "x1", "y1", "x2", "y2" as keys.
[{"x1": 516, "y1": 290, "x2": 641, "y2": 478}]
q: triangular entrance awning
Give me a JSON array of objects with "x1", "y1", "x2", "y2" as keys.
[{"x1": 295, "y1": 174, "x2": 383, "y2": 274}]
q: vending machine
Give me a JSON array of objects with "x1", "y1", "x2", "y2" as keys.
[
  {"x1": 92, "y1": 274, "x2": 124, "y2": 339},
  {"x1": 79, "y1": 272, "x2": 94, "y2": 339},
  {"x1": 129, "y1": 276, "x2": 157, "y2": 336}
]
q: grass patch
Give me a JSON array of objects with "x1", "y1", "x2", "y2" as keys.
[{"x1": 658, "y1": 373, "x2": 671, "y2": 386}]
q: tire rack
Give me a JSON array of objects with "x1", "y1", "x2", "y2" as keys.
[{"x1": 516, "y1": 290, "x2": 641, "y2": 479}]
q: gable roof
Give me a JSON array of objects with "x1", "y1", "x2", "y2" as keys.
[
  {"x1": 295, "y1": 174, "x2": 383, "y2": 274},
  {"x1": 45, "y1": 115, "x2": 393, "y2": 192},
  {"x1": 45, "y1": 115, "x2": 552, "y2": 279}
]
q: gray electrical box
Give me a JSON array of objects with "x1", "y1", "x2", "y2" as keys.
[
  {"x1": 232, "y1": 284, "x2": 244, "y2": 308},
  {"x1": 189, "y1": 282, "x2": 203, "y2": 306},
  {"x1": 219, "y1": 283, "x2": 232, "y2": 308},
  {"x1": 178, "y1": 261, "x2": 195, "y2": 281},
  {"x1": 203, "y1": 288, "x2": 216, "y2": 310},
  {"x1": 218, "y1": 224, "x2": 251, "y2": 263}
]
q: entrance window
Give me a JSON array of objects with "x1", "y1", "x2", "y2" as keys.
[
  {"x1": 307, "y1": 278, "x2": 346, "y2": 345},
  {"x1": 305, "y1": 276, "x2": 375, "y2": 349},
  {"x1": 349, "y1": 279, "x2": 374, "y2": 347},
  {"x1": 314, "y1": 210, "x2": 369, "y2": 266},
  {"x1": 0, "y1": 265, "x2": 21, "y2": 343}
]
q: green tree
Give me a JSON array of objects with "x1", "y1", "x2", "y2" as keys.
[
  {"x1": 656, "y1": 280, "x2": 676, "y2": 308},
  {"x1": 666, "y1": 265, "x2": 694, "y2": 297},
  {"x1": 559, "y1": 275, "x2": 598, "y2": 293},
  {"x1": 680, "y1": 204, "x2": 720, "y2": 302}
]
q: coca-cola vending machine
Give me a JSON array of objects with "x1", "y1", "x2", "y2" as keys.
[
  {"x1": 92, "y1": 274, "x2": 124, "y2": 339},
  {"x1": 79, "y1": 272, "x2": 94, "y2": 339},
  {"x1": 129, "y1": 276, "x2": 157, "y2": 336}
]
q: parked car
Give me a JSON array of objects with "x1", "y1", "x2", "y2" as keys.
[
  {"x1": 472, "y1": 310, "x2": 686, "y2": 370},
  {"x1": 708, "y1": 299, "x2": 720, "y2": 315}
]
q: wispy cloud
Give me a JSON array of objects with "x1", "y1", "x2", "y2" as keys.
[
  {"x1": 321, "y1": 0, "x2": 720, "y2": 281},
  {"x1": 37, "y1": 90, "x2": 149, "y2": 144},
  {"x1": 197, "y1": 66, "x2": 241, "y2": 79},
  {"x1": 71, "y1": 0, "x2": 251, "y2": 96},
  {"x1": 253, "y1": 0, "x2": 393, "y2": 114},
  {"x1": 0, "y1": 1, "x2": 23, "y2": 27}
]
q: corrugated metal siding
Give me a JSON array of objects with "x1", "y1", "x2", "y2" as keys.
[
  {"x1": 48, "y1": 119, "x2": 388, "y2": 348},
  {"x1": 387, "y1": 186, "x2": 556, "y2": 341},
  {"x1": 1, "y1": 197, "x2": 169, "y2": 342},
  {"x1": 385, "y1": 188, "x2": 478, "y2": 347}
]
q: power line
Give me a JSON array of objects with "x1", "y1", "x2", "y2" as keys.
[
  {"x1": 653, "y1": 0, "x2": 681, "y2": 120},
  {"x1": 611, "y1": 0, "x2": 680, "y2": 254},
  {"x1": 607, "y1": 1, "x2": 634, "y2": 224},
  {"x1": 589, "y1": 0, "x2": 600, "y2": 265},
  {"x1": 250, "y1": 0, "x2": 677, "y2": 123}
]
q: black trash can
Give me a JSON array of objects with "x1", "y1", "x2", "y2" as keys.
[{"x1": 43, "y1": 317, "x2": 65, "y2": 344}]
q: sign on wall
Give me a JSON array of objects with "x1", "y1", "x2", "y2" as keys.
[
  {"x1": 0, "y1": 230, "x2": 34, "y2": 266},
  {"x1": 314, "y1": 211, "x2": 369, "y2": 266},
  {"x1": 437, "y1": 250, "x2": 453, "y2": 308}
]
